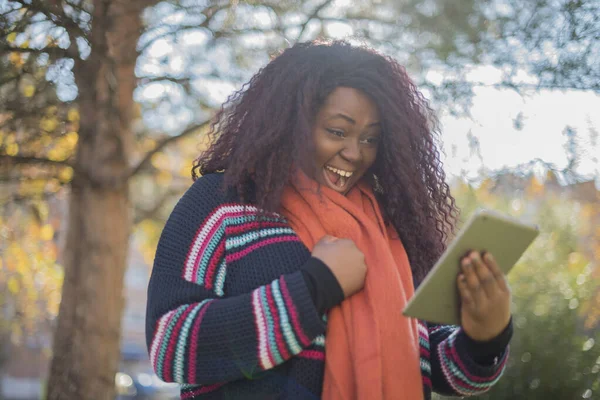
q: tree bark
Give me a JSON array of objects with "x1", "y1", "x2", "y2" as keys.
[{"x1": 46, "y1": 1, "x2": 149, "y2": 398}]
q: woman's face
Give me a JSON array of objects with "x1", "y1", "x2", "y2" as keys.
[{"x1": 307, "y1": 87, "x2": 381, "y2": 195}]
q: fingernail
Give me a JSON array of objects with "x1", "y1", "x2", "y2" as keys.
[{"x1": 462, "y1": 259, "x2": 471, "y2": 268}]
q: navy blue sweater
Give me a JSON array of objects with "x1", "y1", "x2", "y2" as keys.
[{"x1": 146, "y1": 173, "x2": 511, "y2": 399}]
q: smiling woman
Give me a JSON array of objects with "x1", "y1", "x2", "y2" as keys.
[{"x1": 146, "y1": 40, "x2": 513, "y2": 400}]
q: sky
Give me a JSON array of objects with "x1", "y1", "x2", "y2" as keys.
[{"x1": 438, "y1": 85, "x2": 600, "y2": 182}]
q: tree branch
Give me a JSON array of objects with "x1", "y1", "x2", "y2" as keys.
[
  {"x1": 16, "y1": 0, "x2": 89, "y2": 39},
  {"x1": 138, "y1": 75, "x2": 191, "y2": 88},
  {"x1": 129, "y1": 121, "x2": 210, "y2": 178},
  {"x1": 296, "y1": 0, "x2": 335, "y2": 42},
  {"x1": 138, "y1": 4, "x2": 229, "y2": 55},
  {"x1": 0, "y1": 155, "x2": 72, "y2": 168},
  {"x1": 462, "y1": 80, "x2": 598, "y2": 92},
  {"x1": 0, "y1": 188, "x2": 64, "y2": 205},
  {"x1": 0, "y1": 44, "x2": 75, "y2": 59}
]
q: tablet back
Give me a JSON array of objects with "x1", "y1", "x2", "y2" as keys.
[{"x1": 402, "y1": 209, "x2": 539, "y2": 325}]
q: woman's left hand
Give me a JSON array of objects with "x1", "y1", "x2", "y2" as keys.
[{"x1": 457, "y1": 251, "x2": 511, "y2": 342}]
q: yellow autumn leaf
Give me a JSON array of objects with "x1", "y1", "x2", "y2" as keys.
[
  {"x1": 8, "y1": 277, "x2": 20, "y2": 294},
  {"x1": 36, "y1": 202, "x2": 49, "y2": 220},
  {"x1": 22, "y1": 84, "x2": 35, "y2": 97},
  {"x1": 40, "y1": 117, "x2": 59, "y2": 132},
  {"x1": 6, "y1": 143, "x2": 18, "y2": 156},
  {"x1": 67, "y1": 108, "x2": 80, "y2": 122},
  {"x1": 46, "y1": 106, "x2": 57, "y2": 115},
  {"x1": 9, "y1": 52, "x2": 24, "y2": 67},
  {"x1": 59, "y1": 167, "x2": 73, "y2": 182},
  {"x1": 40, "y1": 224, "x2": 54, "y2": 241},
  {"x1": 7, "y1": 32, "x2": 17, "y2": 43},
  {"x1": 47, "y1": 147, "x2": 70, "y2": 161},
  {"x1": 63, "y1": 131, "x2": 79, "y2": 148}
]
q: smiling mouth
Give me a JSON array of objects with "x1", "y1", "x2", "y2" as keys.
[{"x1": 323, "y1": 165, "x2": 354, "y2": 192}]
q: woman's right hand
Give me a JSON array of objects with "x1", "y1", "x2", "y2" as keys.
[{"x1": 311, "y1": 235, "x2": 367, "y2": 298}]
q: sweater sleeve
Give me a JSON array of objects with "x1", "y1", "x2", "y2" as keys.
[
  {"x1": 145, "y1": 175, "x2": 326, "y2": 385},
  {"x1": 427, "y1": 323, "x2": 510, "y2": 396}
]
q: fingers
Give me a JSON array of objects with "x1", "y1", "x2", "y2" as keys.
[
  {"x1": 483, "y1": 252, "x2": 510, "y2": 292},
  {"x1": 460, "y1": 254, "x2": 486, "y2": 305},
  {"x1": 457, "y1": 274, "x2": 474, "y2": 307},
  {"x1": 459, "y1": 251, "x2": 513, "y2": 339},
  {"x1": 470, "y1": 251, "x2": 497, "y2": 298}
]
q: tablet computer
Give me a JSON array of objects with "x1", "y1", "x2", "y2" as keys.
[{"x1": 402, "y1": 208, "x2": 539, "y2": 325}]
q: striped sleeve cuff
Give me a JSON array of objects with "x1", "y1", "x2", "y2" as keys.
[
  {"x1": 437, "y1": 329, "x2": 509, "y2": 396},
  {"x1": 150, "y1": 299, "x2": 215, "y2": 383},
  {"x1": 251, "y1": 271, "x2": 326, "y2": 370}
]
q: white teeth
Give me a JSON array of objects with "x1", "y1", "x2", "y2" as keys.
[
  {"x1": 326, "y1": 165, "x2": 353, "y2": 177},
  {"x1": 339, "y1": 175, "x2": 347, "y2": 187}
]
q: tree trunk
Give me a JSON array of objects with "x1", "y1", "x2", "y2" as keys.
[{"x1": 46, "y1": 1, "x2": 147, "y2": 398}]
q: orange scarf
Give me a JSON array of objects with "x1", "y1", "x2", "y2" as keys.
[{"x1": 280, "y1": 171, "x2": 423, "y2": 400}]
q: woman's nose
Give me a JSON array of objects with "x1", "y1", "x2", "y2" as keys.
[{"x1": 340, "y1": 140, "x2": 362, "y2": 163}]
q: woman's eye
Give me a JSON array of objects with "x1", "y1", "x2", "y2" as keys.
[
  {"x1": 361, "y1": 137, "x2": 380, "y2": 145},
  {"x1": 326, "y1": 129, "x2": 345, "y2": 137}
]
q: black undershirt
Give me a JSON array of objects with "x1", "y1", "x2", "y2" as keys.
[{"x1": 300, "y1": 257, "x2": 345, "y2": 314}]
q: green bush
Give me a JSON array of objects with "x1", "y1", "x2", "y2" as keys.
[{"x1": 434, "y1": 183, "x2": 600, "y2": 399}]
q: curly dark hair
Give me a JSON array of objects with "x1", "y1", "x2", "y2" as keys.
[{"x1": 192, "y1": 40, "x2": 458, "y2": 282}]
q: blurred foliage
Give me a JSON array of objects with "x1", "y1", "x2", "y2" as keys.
[
  {"x1": 0, "y1": 30, "x2": 76, "y2": 197},
  {"x1": 0, "y1": 196, "x2": 64, "y2": 347},
  {"x1": 435, "y1": 174, "x2": 600, "y2": 399},
  {"x1": 0, "y1": 39, "x2": 71, "y2": 351}
]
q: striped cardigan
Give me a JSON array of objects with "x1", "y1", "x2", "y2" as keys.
[{"x1": 146, "y1": 173, "x2": 510, "y2": 399}]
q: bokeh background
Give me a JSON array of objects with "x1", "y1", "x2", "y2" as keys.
[{"x1": 0, "y1": 0, "x2": 599, "y2": 399}]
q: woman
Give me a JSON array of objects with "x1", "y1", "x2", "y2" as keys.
[{"x1": 146, "y1": 40, "x2": 512, "y2": 400}]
